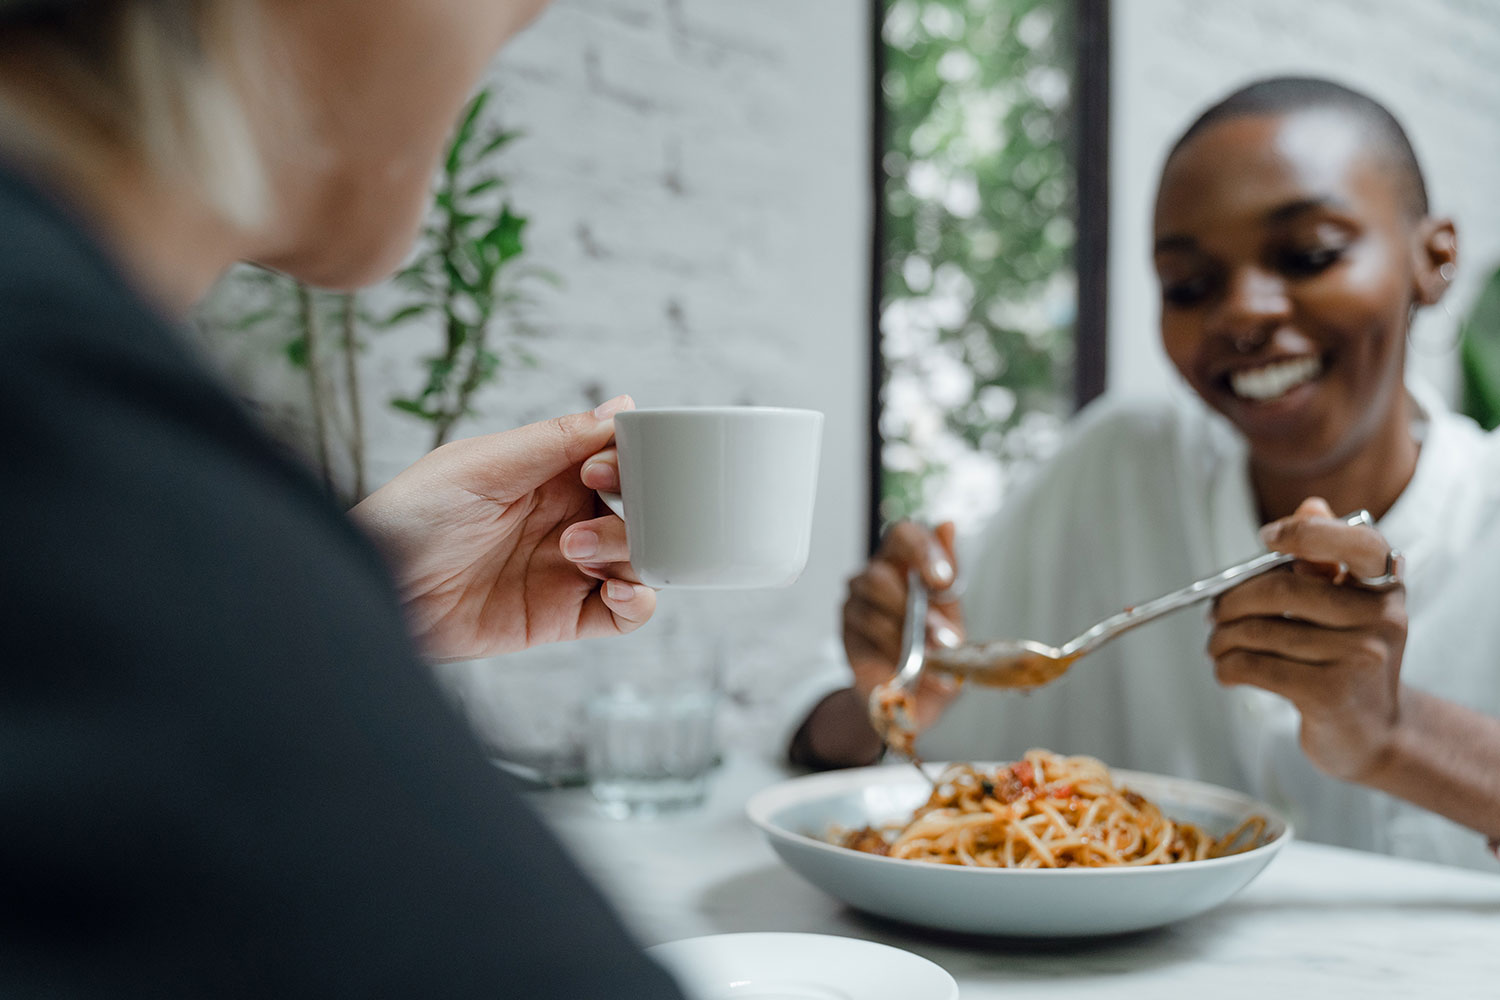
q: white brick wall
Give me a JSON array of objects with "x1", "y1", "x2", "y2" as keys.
[
  {"x1": 209, "y1": 2, "x2": 1500, "y2": 778},
  {"x1": 196, "y1": 1, "x2": 869, "y2": 777},
  {"x1": 387, "y1": 0, "x2": 874, "y2": 774},
  {"x1": 1109, "y1": 0, "x2": 1500, "y2": 404}
]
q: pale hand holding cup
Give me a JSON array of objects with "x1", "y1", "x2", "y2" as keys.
[
  {"x1": 352, "y1": 396, "x2": 653, "y2": 662},
  {"x1": 591, "y1": 406, "x2": 824, "y2": 590}
]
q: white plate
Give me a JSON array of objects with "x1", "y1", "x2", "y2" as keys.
[
  {"x1": 647, "y1": 932, "x2": 958, "y2": 1000},
  {"x1": 747, "y1": 762, "x2": 1291, "y2": 937}
]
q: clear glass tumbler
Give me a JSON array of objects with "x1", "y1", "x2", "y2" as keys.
[
  {"x1": 583, "y1": 628, "x2": 721, "y2": 818},
  {"x1": 584, "y1": 687, "x2": 717, "y2": 817}
]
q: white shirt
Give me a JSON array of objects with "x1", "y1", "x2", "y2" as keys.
[{"x1": 920, "y1": 382, "x2": 1500, "y2": 871}]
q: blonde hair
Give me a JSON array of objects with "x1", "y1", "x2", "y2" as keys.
[{"x1": 0, "y1": 0, "x2": 270, "y2": 228}]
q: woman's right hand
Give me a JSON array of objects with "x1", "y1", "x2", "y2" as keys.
[
  {"x1": 842, "y1": 520, "x2": 967, "y2": 734},
  {"x1": 351, "y1": 397, "x2": 654, "y2": 662}
]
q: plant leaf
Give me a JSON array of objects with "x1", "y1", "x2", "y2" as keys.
[
  {"x1": 391, "y1": 398, "x2": 440, "y2": 421},
  {"x1": 228, "y1": 307, "x2": 280, "y2": 332},
  {"x1": 465, "y1": 177, "x2": 503, "y2": 199},
  {"x1": 284, "y1": 336, "x2": 309, "y2": 368},
  {"x1": 1459, "y1": 265, "x2": 1500, "y2": 430},
  {"x1": 485, "y1": 206, "x2": 527, "y2": 263},
  {"x1": 479, "y1": 129, "x2": 522, "y2": 158},
  {"x1": 379, "y1": 303, "x2": 435, "y2": 327},
  {"x1": 446, "y1": 90, "x2": 491, "y2": 174}
]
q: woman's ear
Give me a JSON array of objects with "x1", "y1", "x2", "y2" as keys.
[{"x1": 1413, "y1": 217, "x2": 1458, "y2": 307}]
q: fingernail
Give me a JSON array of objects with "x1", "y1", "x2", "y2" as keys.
[
  {"x1": 563, "y1": 528, "x2": 599, "y2": 559},
  {"x1": 605, "y1": 579, "x2": 636, "y2": 601},
  {"x1": 931, "y1": 555, "x2": 955, "y2": 585},
  {"x1": 582, "y1": 461, "x2": 618, "y2": 490},
  {"x1": 932, "y1": 623, "x2": 961, "y2": 649},
  {"x1": 594, "y1": 395, "x2": 630, "y2": 419},
  {"x1": 1259, "y1": 523, "x2": 1283, "y2": 546}
]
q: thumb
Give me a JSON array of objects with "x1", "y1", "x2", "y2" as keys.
[{"x1": 446, "y1": 395, "x2": 635, "y2": 497}]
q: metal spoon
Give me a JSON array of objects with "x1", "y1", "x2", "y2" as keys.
[{"x1": 870, "y1": 510, "x2": 1384, "y2": 742}]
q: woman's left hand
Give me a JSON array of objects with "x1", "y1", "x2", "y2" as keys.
[
  {"x1": 1209, "y1": 497, "x2": 1409, "y2": 781},
  {"x1": 351, "y1": 396, "x2": 654, "y2": 661}
]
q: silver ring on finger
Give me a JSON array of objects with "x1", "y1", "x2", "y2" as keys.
[{"x1": 1349, "y1": 548, "x2": 1404, "y2": 590}]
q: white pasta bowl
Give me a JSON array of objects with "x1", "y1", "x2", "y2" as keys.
[{"x1": 746, "y1": 761, "x2": 1291, "y2": 937}]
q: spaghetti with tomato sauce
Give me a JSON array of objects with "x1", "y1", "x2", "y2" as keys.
[{"x1": 834, "y1": 750, "x2": 1266, "y2": 868}]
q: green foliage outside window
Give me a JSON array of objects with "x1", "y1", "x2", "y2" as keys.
[{"x1": 878, "y1": 0, "x2": 1077, "y2": 531}]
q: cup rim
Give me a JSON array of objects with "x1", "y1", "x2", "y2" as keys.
[{"x1": 613, "y1": 405, "x2": 822, "y2": 420}]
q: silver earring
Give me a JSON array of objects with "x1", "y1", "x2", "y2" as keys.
[
  {"x1": 1407, "y1": 288, "x2": 1461, "y2": 357},
  {"x1": 1438, "y1": 262, "x2": 1458, "y2": 323}
]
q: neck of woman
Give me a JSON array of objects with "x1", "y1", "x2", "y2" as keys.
[{"x1": 1249, "y1": 390, "x2": 1422, "y2": 525}]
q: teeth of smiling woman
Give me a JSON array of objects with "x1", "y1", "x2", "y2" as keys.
[{"x1": 1229, "y1": 356, "x2": 1322, "y2": 402}]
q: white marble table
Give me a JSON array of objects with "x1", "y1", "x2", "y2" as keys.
[{"x1": 530, "y1": 751, "x2": 1500, "y2": 998}]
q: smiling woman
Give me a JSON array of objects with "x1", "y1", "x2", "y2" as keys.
[
  {"x1": 804, "y1": 75, "x2": 1500, "y2": 874},
  {"x1": 1151, "y1": 79, "x2": 1455, "y2": 524}
]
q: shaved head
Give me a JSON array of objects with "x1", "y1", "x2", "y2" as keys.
[{"x1": 1165, "y1": 76, "x2": 1429, "y2": 220}]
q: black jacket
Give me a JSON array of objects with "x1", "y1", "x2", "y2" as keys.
[{"x1": 0, "y1": 163, "x2": 682, "y2": 998}]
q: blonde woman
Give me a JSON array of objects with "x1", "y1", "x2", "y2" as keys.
[{"x1": 0, "y1": 1, "x2": 683, "y2": 993}]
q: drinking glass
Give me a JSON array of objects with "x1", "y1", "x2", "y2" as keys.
[{"x1": 583, "y1": 629, "x2": 722, "y2": 818}]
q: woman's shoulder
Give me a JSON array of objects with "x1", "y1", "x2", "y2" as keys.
[
  {"x1": 0, "y1": 164, "x2": 174, "y2": 367},
  {"x1": 1415, "y1": 381, "x2": 1500, "y2": 481}
]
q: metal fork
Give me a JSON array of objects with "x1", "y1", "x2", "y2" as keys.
[{"x1": 866, "y1": 568, "x2": 937, "y2": 782}]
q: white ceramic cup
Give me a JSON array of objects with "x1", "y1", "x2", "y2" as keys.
[{"x1": 599, "y1": 406, "x2": 823, "y2": 589}]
